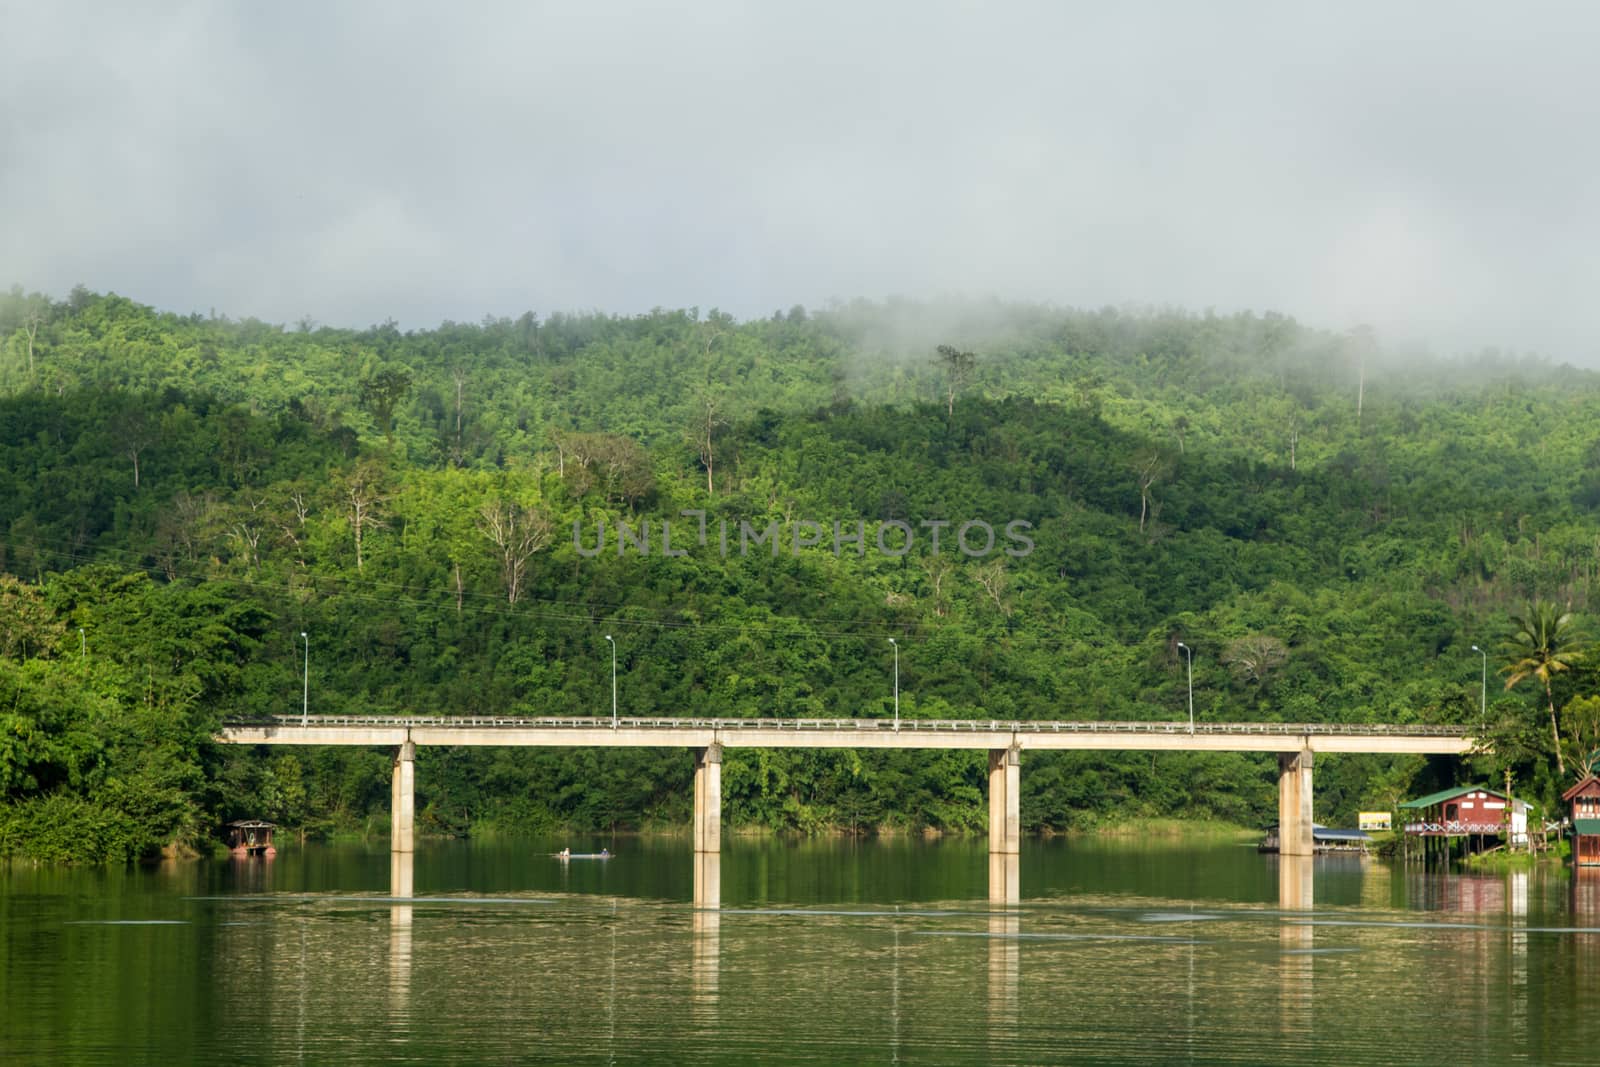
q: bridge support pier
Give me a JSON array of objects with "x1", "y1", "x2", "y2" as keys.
[
  {"x1": 1277, "y1": 748, "x2": 1313, "y2": 857},
  {"x1": 988, "y1": 746, "x2": 1021, "y2": 856},
  {"x1": 694, "y1": 744, "x2": 722, "y2": 854},
  {"x1": 392, "y1": 741, "x2": 415, "y2": 854}
]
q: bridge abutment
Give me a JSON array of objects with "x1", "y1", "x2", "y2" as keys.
[
  {"x1": 694, "y1": 744, "x2": 722, "y2": 854},
  {"x1": 1277, "y1": 748, "x2": 1313, "y2": 857},
  {"x1": 392, "y1": 741, "x2": 416, "y2": 854},
  {"x1": 988, "y1": 746, "x2": 1021, "y2": 856}
]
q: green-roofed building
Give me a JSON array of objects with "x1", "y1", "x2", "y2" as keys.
[
  {"x1": 1562, "y1": 776, "x2": 1600, "y2": 867},
  {"x1": 1399, "y1": 785, "x2": 1530, "y2": 849}
]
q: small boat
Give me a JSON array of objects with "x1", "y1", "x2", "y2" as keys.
[{"x1": 551, "y1": 850, "x2": 612, "y2": 860}]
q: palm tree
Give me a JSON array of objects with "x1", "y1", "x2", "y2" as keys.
[{"x1": 1501, "y1": 602, "x2": 1588, "y2": 778}]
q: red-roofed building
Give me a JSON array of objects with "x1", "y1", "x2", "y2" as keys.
[{"x1": 1562, "y1": 776, "x2": 1600, "y2": 867}]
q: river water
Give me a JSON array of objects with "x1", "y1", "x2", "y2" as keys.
[{"x1": 3, "y1": 836, "x2": 1598, "y2": 1065}]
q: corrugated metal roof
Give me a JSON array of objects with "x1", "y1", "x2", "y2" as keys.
[
  {"x1": 1311, "y1": 828, "x2": 1372, "y2": 843},
  {"x1": 1263, "y1": 824, "x2": 1372, "y2": 842},
  {"x1": 1574, "y1": 819, "x2": 1600, "y2": 835},
  {"x1": 1399, "y1": 784, "x2": 1508, "y2": 809}
]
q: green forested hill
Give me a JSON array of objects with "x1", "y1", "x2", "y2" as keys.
[{"x1": 3, "y1": 285, "x2": 1598, "y2": 860}]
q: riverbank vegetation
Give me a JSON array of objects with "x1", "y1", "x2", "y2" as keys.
[
  {"x1": 4, "y1": 287, "x2": 1600, "y2": 860},
  {"x1": 1461, "y1": 840, "x2": 1570, "y2": 872}
]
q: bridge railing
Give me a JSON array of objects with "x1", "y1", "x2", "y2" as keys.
[{"x1": 221, "y1": 714, "x2": 1473, "y2": 737}]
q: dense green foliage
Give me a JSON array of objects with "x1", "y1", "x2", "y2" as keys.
[{"x1": 4, "y1": 285, "x2": 1600, "y2": 860}]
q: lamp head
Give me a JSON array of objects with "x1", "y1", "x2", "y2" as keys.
[
  {"x1": 300, "y1": 631, "x2": 307, "y2": 639},
  {"x1": 888, "y1": 637, "x2": 896, "y2": 645},
  {"x1": 1471, "y1": 644, "x2": 1481, "y2": 652},
  {"x1": 605, "y1": 634, "x2": 613, "y2": 642},
  {"x1": 1176, "y1": 641, "x2": 1187, "y2": 650}
]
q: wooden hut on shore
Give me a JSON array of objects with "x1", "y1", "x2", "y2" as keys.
[
  {"x1": 1563, "y1": 776, "x2": 1600, "y2": 866},
  {"x1": 226, "y1": 820, "x2": 277, "y2": 857}
]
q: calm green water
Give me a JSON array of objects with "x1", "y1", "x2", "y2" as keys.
[{"x1": 4, "y1": 836, "x2": 1599, "y2": 1065}]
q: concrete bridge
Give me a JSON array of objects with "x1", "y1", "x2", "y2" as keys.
[{"x1": 217, "y1": 715, "x2": 1476, "y2": 875}]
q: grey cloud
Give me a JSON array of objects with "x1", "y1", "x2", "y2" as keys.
[{"x1": 2, "y1": 2, "x2": 1597, "y2": 361}]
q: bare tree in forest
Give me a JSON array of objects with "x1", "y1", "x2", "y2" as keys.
[
  {"x1": 153, "y1": 491, "x2": 219, "y2": 580},
  {"x1": 934, "y1": 344, "x2": 976, "y2": 417},
  {"x1": 227, "y1": 497, "x2": 267, "y2": 573},
  {"x1": 922, "y1": 554, "x2": 954, "y2": 617},
  {"x1": 343, "y1": 462, "x2": 389, "y2": 573},
  {"x1": 1224, "y1": 634, "x2": 1288, "y2": 686},
  {"x1": 477, "y1": 499, "x2": 552, "y2": 604},
  {"x1": 1347, "y1": 325, "x2": 1376, "y2": 424},
  {"x1": 20, "y1": 303, "x2": 44, "y2": 379},
  {"x1": 1132, "y1": 449, "x2": 1171, "y2": 534},
  {"x1": 686, "y1": 319, "x2": 728, "y2": 494},
  {"x1": 112, "y1": 402, "x2": 157, "y2": 489},
  {"x1": 973, "y1": 559, "x2": 1013, "y2": 615},
  {"x1": 275, "y1": 486, "x2": 313, "y2": 570},
  {"x1": 690, "y1": 390, "x2": 726, "y2": 495},
  {"x1": 1563, "y1": 696, "x2": 1600, "y2": 781}
]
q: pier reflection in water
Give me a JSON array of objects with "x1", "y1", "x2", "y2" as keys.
[
  {"x1": 692, "y1": 852, "x2": 720, "y2": 1023},
  {"x1": 986, "y1": 846, "x2": 1020, "y2": 1031},
  {"x1": 389, "y1": 851, "x2": 413, "y2": 1021},
  {"x1": 1277, "y1": 854, "x2": 1314, "y2": 1039},
  {"x1": 987, "y1": 906, "x2": 1019, "y2": 1027}
]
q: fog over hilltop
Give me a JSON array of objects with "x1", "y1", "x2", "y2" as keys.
[{"x1": 3, "y1": 3, "x2": 1597, "y2": 363}]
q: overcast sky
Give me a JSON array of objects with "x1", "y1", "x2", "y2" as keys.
[{"x1": 3, "y1": 2, "x2": 1597, "y2": 359}]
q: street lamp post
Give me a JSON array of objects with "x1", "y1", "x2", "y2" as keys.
[
  {"x1": 78, "y1": 628, "x2": 85, "y2": 659},
  {"x1": 1471, "y1": 644, "x2": 1487, "y2": 726},
  {"x1": 300, "y1": 632, "x2": 309, "y2": 725},
  {"x1": 605, "y1": 634, "x2": 617, "y2": 729},
  {"x1": 1176, "y1": 641, "x2": 1194, "y2": 734},
  {"x1": 888, "y1": 637, "x2": 899, "y2": 732}
]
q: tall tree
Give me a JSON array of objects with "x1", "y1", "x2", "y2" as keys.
[
  {"x1": 1347, "y1": 325, "x2": 1376, "y2": 424},
  {"x1": 1502, "y1": 602, "x2": 1587, "y2": 778},
  {"x1": 359, "y1": 366, "x2": 413, "y2": 447},
  {"x1": 689, "y1": 389, "x2": 726, "y2": 495},
  {"x1": 342, "y1": 461, "x2": 389, "y2": 573},
  {"x1": 477, "y1": 498, "x2": 551, "y2": 604},
  {"x1": 1132, "y1": 449, "x2": 1171, "y2": 534},
  {"x1": 1562, "y1": 695, "x2": 1600, "y2": 781},
  {"x1": 111, "y1": 399, "x2": 157, "y2": 489},
  {"x1": 933, "y1": 344, "x2": 976, "y2": 417},
  {"x1": 449, "y1": 365, "x2": 468, "y2": 467},
  {"x1": 0, "y1": 575, "x2": 63, "y2": 658}
]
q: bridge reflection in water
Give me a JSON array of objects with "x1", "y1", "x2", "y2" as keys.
[
  {"x1": 244, "y1": 711, "x2": 1471, "y2": 1036},
  {"x1": 350, "y1": 834, "x2": 1573, "y2": 1064}
]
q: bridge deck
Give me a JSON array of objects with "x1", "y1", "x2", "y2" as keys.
[{"x1": 217, "y1": 716, "x2": 1476, "y2": 754}]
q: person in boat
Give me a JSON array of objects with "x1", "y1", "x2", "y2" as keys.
[
  {"x1": 600, "y1": 848, "x2": 610, "y2": 857},
  {"x1": 558, "y1": 848, "x2": 570, "y2": 859}
]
